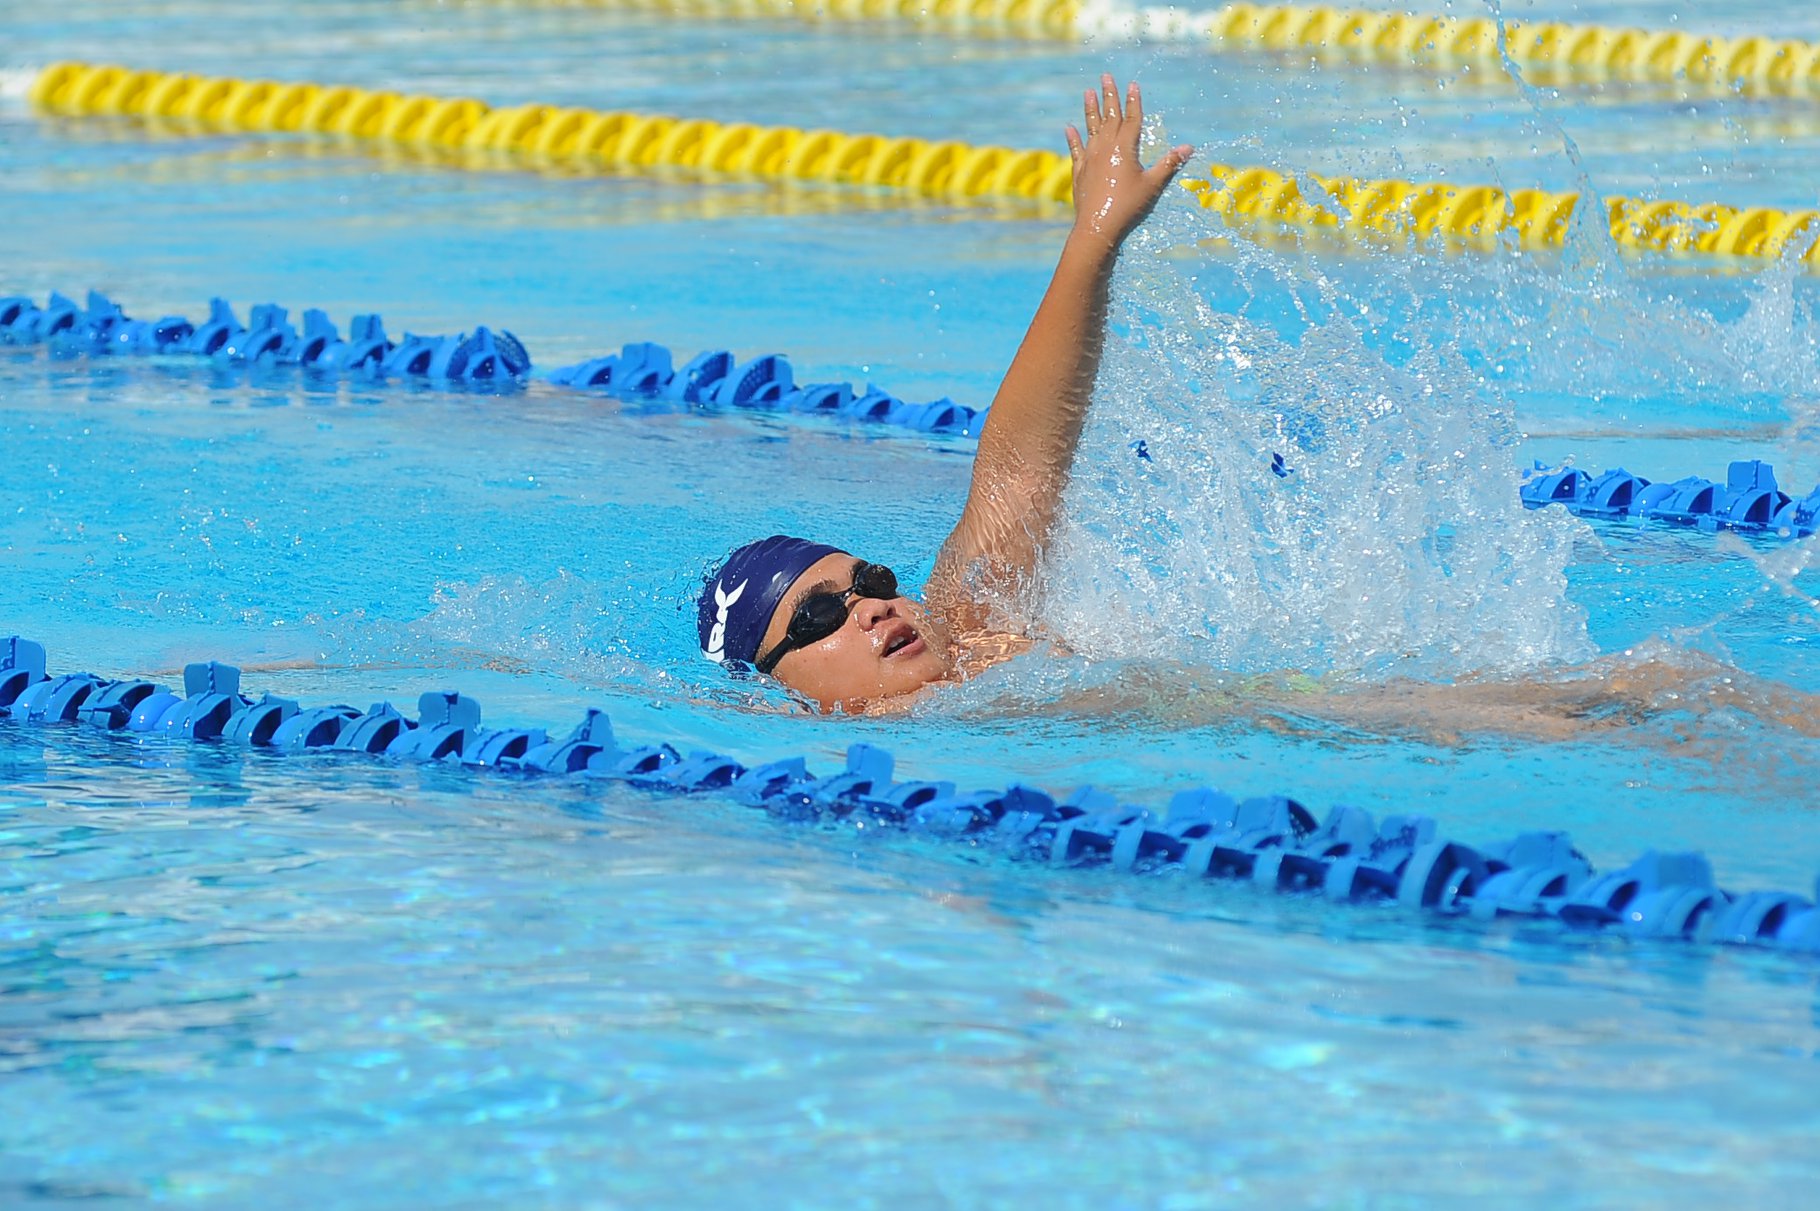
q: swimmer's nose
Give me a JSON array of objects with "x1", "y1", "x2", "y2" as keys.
[{"x1": 852, "y1": 596, "x2": 893, "y2": 630}]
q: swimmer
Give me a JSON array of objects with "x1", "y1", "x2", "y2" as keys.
[
  {"x1": 692, "y1": 79, "x2": 1820, "y2": 746},
  {"x1": 699, "y1": 74, "x2": 1191, "y2": 713}
]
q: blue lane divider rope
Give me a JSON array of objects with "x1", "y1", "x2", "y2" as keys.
[
  {"x1": 8, "y1": 290, "x2": 1819, "y2": 539},
  {"x1": 5, "y1": 635, "x2": 1816, "y2": 956},
  {"x1": 546, "y1": 342, "x2": 988, "y2": 437},
  {"x1": 0, "y1": 288, "x2": 986, "y2": 436},
  {"x1": 0, "y1": 290, "x2": 530, "y2": 384},
  {"x1": 1521, "y1": 459, "x2": 1820, "y2": 538}
]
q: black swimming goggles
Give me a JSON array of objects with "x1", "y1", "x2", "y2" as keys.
[{"x1": 755, "y1": 562, "x2": 899, "y2": 675}]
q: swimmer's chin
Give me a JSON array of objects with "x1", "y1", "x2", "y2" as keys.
[
  {"x1": 806, "y1": 637, "x2": 1032, "y2": 714},
  {"x1": 805, "y1": 676, "x2": 960, "y2": 717}
]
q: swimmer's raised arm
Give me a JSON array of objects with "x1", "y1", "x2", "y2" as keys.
[
  {"x1": 927, "y1": 75, "x2": 1192, "y2": 626},
  {"x1": 695, "y1": 77, "x2": 1189, "y2": 712}
]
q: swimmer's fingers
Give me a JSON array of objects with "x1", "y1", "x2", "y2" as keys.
[
  {"x1": 1144, "y1": 143, "x2": 1195, "y2": 191},
  {"x1": 1105, "y1": 78, "x2": 1159, "y2": 168},
  {"x1": 1068, "y1": 74, "x2": 1184, "y2": 236},
  {"x1": 1121, "y1": 80, "x2": 1144, "y2": 156}
]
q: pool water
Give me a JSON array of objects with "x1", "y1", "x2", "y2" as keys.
[{"x1": 4, "y1": 1, "x2": 1820, "y2": 1205}]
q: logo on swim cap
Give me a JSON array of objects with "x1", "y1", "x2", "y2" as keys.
[
  {"x1": 696, "y1": 535, "x2": 842, "y2": 669},
  {"x1": 704, "y1": 578, "x2": 747, "y2": 663}
]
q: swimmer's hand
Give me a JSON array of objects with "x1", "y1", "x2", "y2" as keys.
[
  {"x1": 1063, "y1": 74, "x2": 1193, "y2": 254},
  {"x1": 925, "y1": 75, "x2": 1188, "y2": 629}
]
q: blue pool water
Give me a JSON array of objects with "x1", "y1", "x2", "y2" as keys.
[{"x1": 5, "y1": 1, "x2": 1820, "y2": 1205}]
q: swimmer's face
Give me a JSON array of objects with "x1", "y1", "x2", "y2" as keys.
[{"x1": 760, "y1": 552, "x2": 953, "y2": 711}]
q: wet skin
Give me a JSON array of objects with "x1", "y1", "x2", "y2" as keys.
[
  {"x1": 760, "y1": 552, "x2": 957, "y2": 712},
  {"x1": 754, "y1": 74, "x2": 1187, "y2": 713}
]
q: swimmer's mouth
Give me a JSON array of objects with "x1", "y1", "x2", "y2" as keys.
[{"x1": 881, "y1": 625, "x2": 923, "y2": 660}]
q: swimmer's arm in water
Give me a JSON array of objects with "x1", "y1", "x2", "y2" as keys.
[{"x1": 927, "y1": 75, "x2": 1192, "y2": 625}]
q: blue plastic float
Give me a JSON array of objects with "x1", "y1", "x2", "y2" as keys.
[
  {"x1": 0, "y1": 288, "x2": 983, "y2": 434},
  {"x1": 546, "y1": 341, "x2": 985, "y2": 436},
  {"x1": 1520, "y1": 459, "x2": 1820, "y2": 537},
  {"x1": 1, "y1": 290, "x2": 528, "y2": 384},
  {"x1": 3, "y1": 636, "x2": 1816, "y2": 957},
  {"x1": 9, "y1": 288, "x2": 1820, "y2": 538}
]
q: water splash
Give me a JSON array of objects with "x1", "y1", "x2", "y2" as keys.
[
  {"x1": 1037, "y1": 205, "x2": 1593, "y2": 681},
  {"x1": 1435, "y1": 246, "x2": 1820, "y2": 420},
  {"x1": 0, "y1": 69, "x2": 37, "y2": 104}
]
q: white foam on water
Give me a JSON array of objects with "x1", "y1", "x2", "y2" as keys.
[
  {"x1": 0, "y1": 68, "x2": 40, "y2": 104},
  {"x1": 1035, "y1": 204, "x2": 1595, "y2": 681}
]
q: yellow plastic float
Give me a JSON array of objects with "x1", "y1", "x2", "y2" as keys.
[
  {"x1": 29, "y1": 61, "x2": 1820, "y2": 267},
  {"x1": 459, "y1": 1, "x2": 1820, "y2": 97}
]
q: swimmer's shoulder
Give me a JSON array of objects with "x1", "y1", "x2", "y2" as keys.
[{"x1": 953, "y1": 629, "x2": 1037, "y2": 676}]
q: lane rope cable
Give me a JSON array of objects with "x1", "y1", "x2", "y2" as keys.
[
  {"x1": 461, "y1": 1, "x2": 1820, "y2": 99},
  {"x1": 4, "y1": 637, "x2": 1817, "y2": 956},
  {"x1": 26, "y1": 61, "x2": 1820, "y2": 268},
  {"x1": 6, "y1": 287, "x2": 1818, "y2": 543}
]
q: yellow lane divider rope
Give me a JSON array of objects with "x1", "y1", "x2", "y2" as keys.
[
  {"x1": 1185, "y1": 171, "x2": 1820, "y2": 265},
  {"x1": 1186, "y1": 3, "x2": 1820, "y2": 95},
  {"x1": 26, "y1": 61, "x2": 1076, "y2": 203},
  {"x1": 29, "y1": 61, "x2": 1820, "y2": 267},
  {"x1": 454, "y1": 1, "x2": 1820, "y2": 97},
  {"x1": 464, "y1": 0, "x2": 1082, "y2": 37}
]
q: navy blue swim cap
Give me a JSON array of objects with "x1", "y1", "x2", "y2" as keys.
[{"x1": 698, "y1": 535, "x2": 842, "y2": 667}]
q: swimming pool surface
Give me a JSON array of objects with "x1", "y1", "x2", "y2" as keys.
[{"x1": 5, "y1": 1, "x2": 1820, "y2": 1206}]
